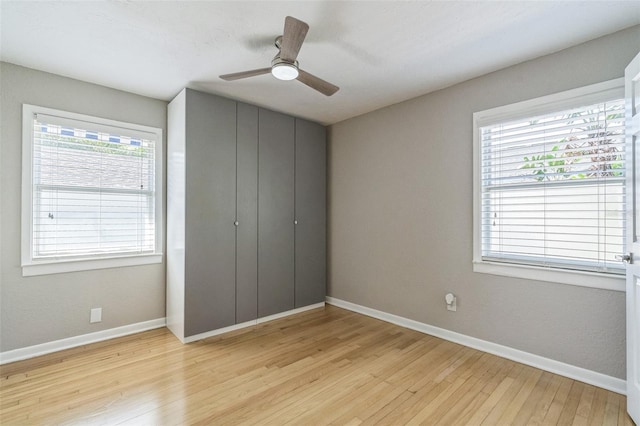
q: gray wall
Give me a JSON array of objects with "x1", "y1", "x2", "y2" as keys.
[
  {"x1": 328, "y1": 25, "x2": 640, "y2": 379},
  {"x1": 0, "y1": 63, "x2": 167, "y2": 352}
]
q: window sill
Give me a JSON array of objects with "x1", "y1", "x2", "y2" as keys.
[
  {"x1": 22, "y1": 254, "x2": 163, "y2": 277},
  {"x1": 473, "y1": 260, "x2": 625, "y2": 292}
]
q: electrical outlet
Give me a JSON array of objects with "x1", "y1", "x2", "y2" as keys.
[
  {"x1": 90, "y1": 307, "x2": 102, "y2": 323},
  {"x1": 445, "y1": 293, "x2": 457, "y2": 312}
]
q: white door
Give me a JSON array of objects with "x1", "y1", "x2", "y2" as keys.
[{"x1": 625, "y1": 51, "x2": 640, "y2": 424}]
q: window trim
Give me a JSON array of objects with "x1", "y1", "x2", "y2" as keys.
[
  {"x1": 21, "y1": 104, "x2": 164, "y2": 276},
  {"x1": 472, "y1": 79, "x2": 625, "y2": 292}
]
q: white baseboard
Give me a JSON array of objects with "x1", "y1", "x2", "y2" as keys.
[
  {"x1": 182, "y1": 319, "x2": 257, "y2": 343},
  {"x1": 182, "y1": 302, "x2": 325, "y2": 343},
  {"x1": 0, "y1": 318, "x2": 167, "y2": 365},
  {"x1": 326, "y1": 297, "x2": 626, "y2": 395},
  {"x1": 257, "y1": 302, "x2": 325, "y2": 324},
  {"x1": 2, "y1": 303, "x2": 328, "y2": 361}
]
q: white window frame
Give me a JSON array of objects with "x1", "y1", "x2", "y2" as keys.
[
  {"x1": 21, "y1": 104, "x2": 164, "y2": 276},
  {"x1": 473, "y1": 79, "x2": 625, "y2": 292}
]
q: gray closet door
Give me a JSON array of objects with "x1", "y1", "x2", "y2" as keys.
[
  {"x1": 236, "y1": 102, "x2": 258, "y2": 323},
  {"x1": 184, "y1": 90, "x2": 237, "y2": 336},
  {"x1": 294, "y1": 119, "x2": 327, "y2": 307},
  {"x1": 258, "y1": 108, "x2": 295, "y2": 317}
]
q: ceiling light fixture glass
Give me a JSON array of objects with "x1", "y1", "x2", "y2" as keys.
[{"x1": 271, "y1": 63, "x2": 299, "y2": 81}]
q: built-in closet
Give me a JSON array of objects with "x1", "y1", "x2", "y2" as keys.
[{"x1": 166, "y1": 88, "x2": 326, "y2": 342}]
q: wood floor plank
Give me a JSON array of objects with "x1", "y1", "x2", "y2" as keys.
[
  {"x1": 0, "y1": 305, "x2": 633, "y2": 425},
  {"x1": 479, "y1": 363, "x2": 529, "y2": 425},
  {"x1": 573, "y1": 384, "x2": 597, "y2": 425},
  {"x1": 511, "y1": 370, "x2": 553, "y2": 425},
  {"x1": 587, "y1": 386, "x2": 610, "y2": 425},
  {"x1": 329, "y1": 379, "x2": 406, "y2": 425},
  {"x1": 433, "y1": 354, "x2": 503, "y2": 425},
  {"x1": 557, "y1": 381, "x2": 586, "y2": 425},
  {"x1": 524, "y1": 372, "x2": 565, "y2": 426},
  {"x1": 466, "y1": 375, "x2": 516, "y2": 424},
  {"x1": 496, "y1": 367, "x2": 544, "y2": 424},
  {"x1": 604, "y1": 391, "x2": 622, "y2": 425},
  {"x1": 449, "y1": 355, "x2": 516, "y2": 425},
  {"x1": 542, "y1": 375, "x2": 576, "y2": 425}
]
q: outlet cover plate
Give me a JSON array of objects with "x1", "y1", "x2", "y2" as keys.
[{"x1": 90, "y1": 308, "x2": 102, "y2": 323}]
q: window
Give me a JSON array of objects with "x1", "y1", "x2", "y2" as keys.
[
  {"x1": 21, "y1": 105, "x2": 163, "y2": 276},
  {"x1": 473, "y1": 79, "x2": 625, "y2": 291}
]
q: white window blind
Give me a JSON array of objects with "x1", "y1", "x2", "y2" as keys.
[
  {"x1": 479, "y1": 98, "x2": 625, "y2": 275},
  {"x1": 30, "y1": 112, "x2": 158, "y2": 261}
]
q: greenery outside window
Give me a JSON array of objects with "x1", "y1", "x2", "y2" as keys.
[{"x1": 473, "y1": 79, "x2": 625, "y2": 291}]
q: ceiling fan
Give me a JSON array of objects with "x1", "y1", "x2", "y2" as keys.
[{"x1": 219, "y1": 16, "x2": 339, "y2": 96}]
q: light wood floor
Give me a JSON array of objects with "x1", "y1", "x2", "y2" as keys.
[{"x1": 0, "y1": 305, "x2": 634, "y2": 425}]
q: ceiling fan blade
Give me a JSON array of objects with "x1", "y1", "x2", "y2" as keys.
[
  {"x1": 296, "y1": 69, "x2": 339, "y2": 96},
  {"x1": 220, "y1": 68, "x2": 271, "y2": 81},
  {"x1": 280, "y1": 16, "x2": 309, "y2": 62}
]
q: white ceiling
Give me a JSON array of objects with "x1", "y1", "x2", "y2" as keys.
[{"x1": 1, "y1": 1, "x2": 639, "y2": 125}]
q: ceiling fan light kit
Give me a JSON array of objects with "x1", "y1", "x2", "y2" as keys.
[
  {"x1": 271, "y1": 59, "x2": 299, "y2": 81},
  {"x1": 219, "y1": 16, "x2": 339, "y2": 96}
]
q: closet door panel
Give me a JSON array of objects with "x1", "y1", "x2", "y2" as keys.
[
  {"x1": 184, "y1": 90, "x2": 237, "y2": 336},
  {"x1": 236, "y1": 102, "x2": 259, "y2": 323},
  {"x1": 258, "y1": 109, "x2": 295, "y2": 317},
  {"x1": 295, "y1": 119, "x2": 327, "y2": 307}
]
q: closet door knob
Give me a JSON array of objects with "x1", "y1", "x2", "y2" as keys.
[
  {"x1": 234, "y1": 221, "x2": 239, "y2": 226},
  {"x1": 294, "y1": 220, "x2": 298, "y2": 225}
]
